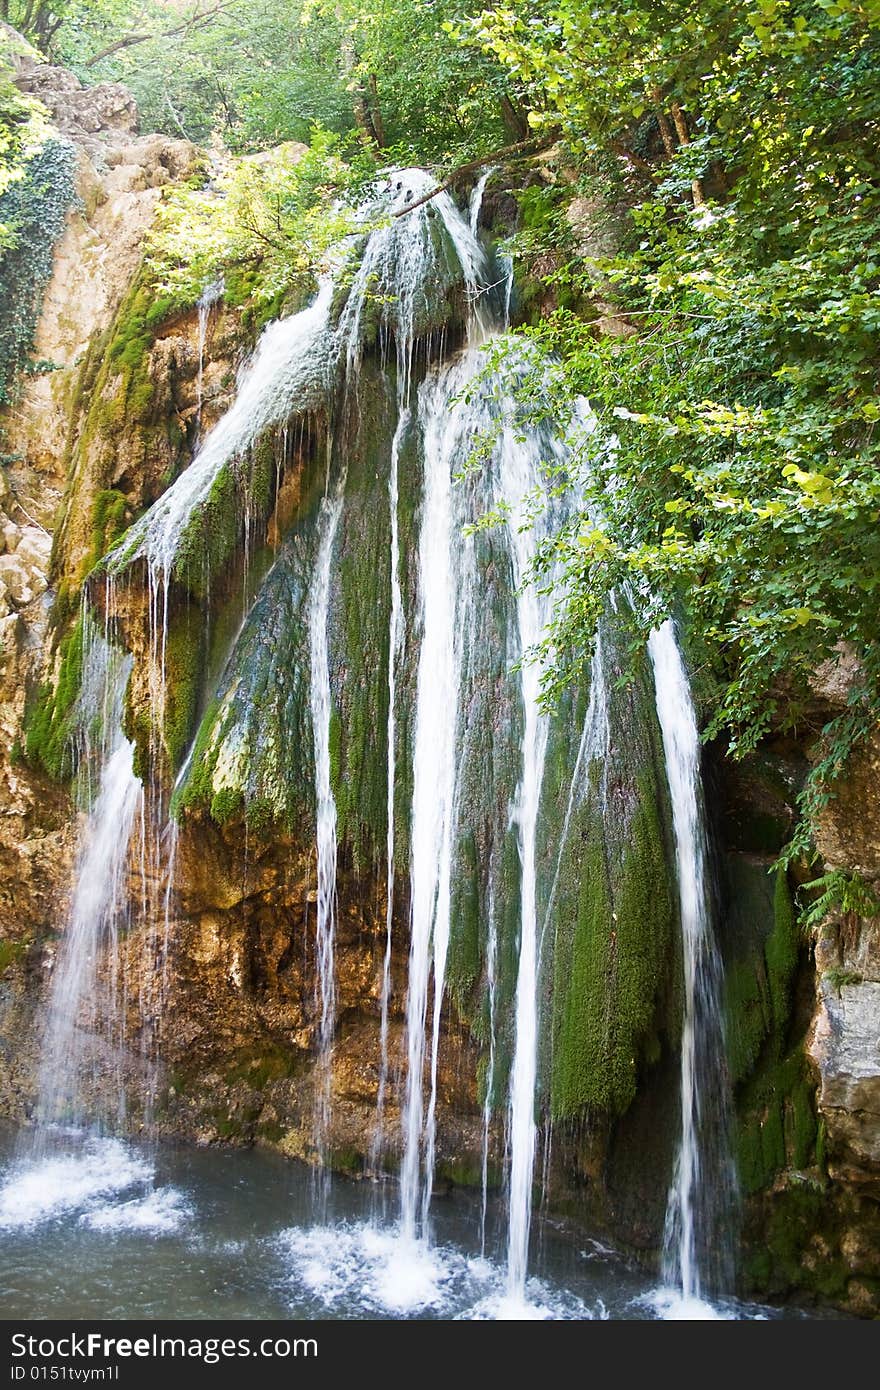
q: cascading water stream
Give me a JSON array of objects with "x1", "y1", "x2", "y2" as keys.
[
  {"x1": 372, "y1": 400, "x2": 406, "y2": 1162},
  {"x1": 195, "y1": 277, "x2": 224, "y2": 441},
  {"x1": 35, "y1": 619, "x2": 142, "y2": 1138},
  {"x1": 308, "y1": 487, "x2": 344, "y2": 1180},
  {"x1": 649, "y1": 618, "x2": 737, "y2": 1309},
  {"x1": 496, "y1": 423, "x2": 555, "y2": 1305},
  {"x1": 399, "y1": 368, "x2": 466, "y2": 1241}
]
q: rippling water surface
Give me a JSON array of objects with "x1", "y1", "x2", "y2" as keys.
[{"x1": 0, "y1": 1124, "x2": 824, "y2": 1321}]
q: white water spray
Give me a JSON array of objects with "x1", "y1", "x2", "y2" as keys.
[
  {"x1": 36, "y1": 623, "x2": 142, "y2": 1133},
  {"x1": 195, "y1": 277, "x2": 224, "y2": 440},
  {"x1": 649, "y1": 618, "x2": 736, "y2": 1306}
]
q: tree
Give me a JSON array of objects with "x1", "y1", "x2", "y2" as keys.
[{"x1": 465, "y1": 0, "x2": 880, "y2": 845}]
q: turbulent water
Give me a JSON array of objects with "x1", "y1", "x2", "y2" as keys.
[
  {"x1": 7, "y1": 168, "x2": 754, "y2": 1319},
  {"x1": 0, "y1": 1125, "x2": 812, "y2": 1321}
]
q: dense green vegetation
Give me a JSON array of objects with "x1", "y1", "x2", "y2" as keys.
[
  {"x1": 0, "y1": 29, "x2": 74, "y2": 402},
  {"x1": 466, "y1": 0, "x2": 880, "y2": 857},
  {"x1": 3, "y1": 0, "x2": 521, "y2": 157}
]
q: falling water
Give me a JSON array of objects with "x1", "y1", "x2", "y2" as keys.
[
  {"x1": 542, "y1": 630, "x2": 610, "y2": 946},
  {"x1": 107, "y1": 279, "x2": 336, "y2": 585},
  {"x1": 479, "y1": 882, "x2": 498, "y2": 1255},
  {"x1": 195, "y1": 277, "x2": 224, "y2": 440},
  {"x1": 372, "y1": 402, "x2": 406, "y2": 1160},
  {"x1": 86, "y1": 172, "x2": 705, "y2": 1315},
  {"x1": 36, "y1": 622, "x2": 142, "y2": 1134},
  {"x1": 649, "y1": 618, "x2": 736, "y2": 1307},
  {"x1": 370, "y1": 172, "x2": 493, "y2": 1181},
  {"x1": 399, "y1": 366, "x2": 467, "y2": 1241},
  {"x1": 497, "y1": 419, "x2": 555, "y2": 1304},
  {"x1": 308, "y1": 488, "x2": 345, "y2": 1176}
]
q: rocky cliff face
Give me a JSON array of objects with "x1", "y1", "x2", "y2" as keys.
[
  {"x1": 0, "y1": 52, "x2": 878, "y2": 1317},
  {"x1": 0, "y1": 52, "x2": 203, "y2": 1114}
]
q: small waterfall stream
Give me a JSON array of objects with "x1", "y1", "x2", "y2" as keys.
[
  {"x1": 308, "y1": 488, "x2": 345, "y2": 1177},
  {"x1": 195, "y1": 277, "x2": 224, "y2": 441},
  {"x1": 36, "y1": 619, "x2": 142, "y2": 1136},
  {"x1": 649, "y1": 619, "x2": 737, "y2": 1310}
]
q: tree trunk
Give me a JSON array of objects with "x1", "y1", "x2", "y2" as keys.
[
  {"x1": 500, "y1": 93, "x2": 529, "y2": 143},
  {"x1": 670, "y1": 99, "x2": 705, "y2": 206},
  {"x1": 368, "y1": 72, "x2": 386, "y2": 149},
  {"x1": 651, "y1": 87, "x2": 677, "y2": 160},
  {"x1": 340, "y1": 32, "x2": 383, "y2": 148}
]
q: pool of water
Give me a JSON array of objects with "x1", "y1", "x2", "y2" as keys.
[{"x1": 0, "y1": 1123, "x2": 819, "y2": 1321}]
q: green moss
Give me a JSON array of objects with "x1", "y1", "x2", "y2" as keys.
[
  {"x1": 327, "y1": 1145, "x2": 363, "y2": 1175},
  {"x1": 736, "y1": 1048, "x2": 820, "y2": 1194},
  {"x1": 725, "y1": 862, "x2": 820, "y2": 1195},
  {"x1": 223, "y1": 1046, "x2": 296, "y2": 1089},
  {"x1": 447, "y1": 831, "x2": 482, "y2": 1009},
  {"x1": 790, "y1": 1073, "x2": 818, "y2": 1169},
  {"x1": 551, "y1": 778, "x2": 675, "y2": 1121},
  {"x1": 84, "y1": 489, "x2": 130, "y2": 581},
  {"x1": 0, "y1": 939, "x2": 26, "y2": 973},
  {"x1": 210, "y1": 786, "x2": 245, "y2": 824},
  {"x1": 171, "y1": 432, "x2": 279, "y2": 599},
  {"x1": 23, "y1": 611, "x2": 85, "y2": 781},
  {"x1": 765, "y1": 866, "x2": 798, "y2": 1033},
  {"x1": 331, "y1": 374, "x2": 395, "y2": 868},
  {"x1": 725, "y1": 956, "x2": 771, "y2": 1087},
  {"x1": 54, "y1": 268, "x2": 188, "y2": 588},
  {"x1": 223, "y1": 264, "x2": 261, "y2": 309},
  {"x1": 751, "y1": 1182, "x2": 851, "y2": 1301},
  {"x1": 212, "y1": 1113, "x2": 249, "y2": 1141},
  {"x1": 161, "y1": 607, "x2": 204, "y2": 771},
  {"x1": 172, "y1": 694, "x2": 220, "y2": 817}
]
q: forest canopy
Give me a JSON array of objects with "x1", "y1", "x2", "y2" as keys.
[{"x1": 3, "y1": 0, "x2": 880, "y2": 860}]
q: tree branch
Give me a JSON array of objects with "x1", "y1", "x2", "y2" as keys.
[
  {"x1": 391, "y1": 134, "x2": 556, "y2": 218},
  {"x1": 84, "y1": 2, "x2": 234, "y2": 67}
]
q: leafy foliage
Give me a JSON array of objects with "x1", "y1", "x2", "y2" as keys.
[
  {"x1": 0, "y1": 130, "x2": 76, "y2": 401},
  {"x1": 16, "y1": 0, "x2": 519, "y2": 162},
  {"x1": 467, "y1": 0, "x2": 880, "y2": 845},
  {"x1": 144, "y1": 130, "x2": 370, "y2": 313},
  {"x1": 799, "y1": 868, "x2": 880, "y2": 929}
]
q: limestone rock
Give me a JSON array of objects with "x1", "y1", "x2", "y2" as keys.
[
  {"x1": 2, "y1": 68, "x2": 200, "y2": 503},
  {"x1": 814, "y1": 728, "x2": 880, "y2": 878},
  {"x1": 12, "y1": 57, "x2": 137, "y2": 147},
  {"x1": 809, "y1": 977, "x2": 880, "y2": 1179},
  {"x1": 809, "y1": 641, "x2": 864, "y2": 711}
]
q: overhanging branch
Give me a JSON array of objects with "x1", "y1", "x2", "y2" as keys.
[{"x1": 391, "y1": 134, "x2": 557, "y2": 218}]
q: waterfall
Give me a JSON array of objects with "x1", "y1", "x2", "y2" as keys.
[
  {"x1": 108, "y1": 278, "x2": 336, "y2": 585},
  {"x1": 497, "y1": 419, "x2": 555, "y2": 1303},
  {"x1": 373, "y1": 403, "x2": 406, "y2": 1165},
  {"x1": 36, "y1": 619, "x2": 142, "y2": 1135},
  {"x1": 78, "y1": 167, "x2": 740, "y2": 1317},
  {"x1": 479, "y1": 882, "x2": 498, "y2": 1255},
  {"x1": 195, "y1": 277, "x2": 224, "y2": 441},
  {"x1": 308, "y1": 487, "x2": 344, "y2": 1175},
  {"x1": 649, "y1": 618, "x2": 736, "y2": 1306},
  {"x1": 542, "y1": 631, "x2": 610, "y2": 952},
  {"x1": 399, "y1": 364, "x2": 468, "y2": 1240}
]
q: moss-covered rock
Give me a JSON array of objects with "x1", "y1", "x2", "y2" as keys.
[{"x1": 23, "y1": 610, "x2": 85, "y2": 780}]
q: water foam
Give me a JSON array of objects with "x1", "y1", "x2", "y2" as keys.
[
  {"x1": 276, "y1": 1220, "x2": 595, "y2": 1320},
  {"x1": 0, "y1": 1138, "x2": 151, "y2": 1229},
  {"x1": 82, "y1": 1187, "x2": 190, "y2": 1235}
]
